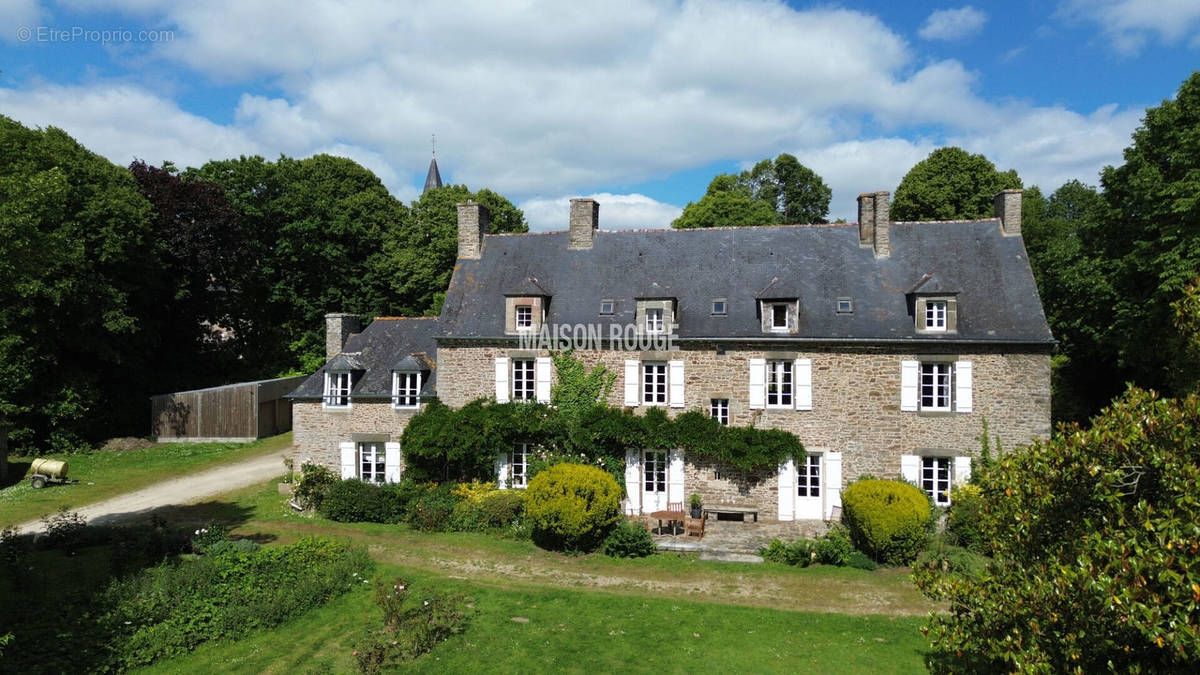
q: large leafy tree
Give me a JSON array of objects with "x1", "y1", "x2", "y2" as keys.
[
  {"x1": 891, "y1": 147, "x2": 1022, "y2": 221},
  {"x1": 672, "y1": 153, "x2": 830, "y2": 228},
  {"x1": 0, "y1": 116, "x2": 155, "y2": 451},
  {"x1": 380, "y1": 184, "x2": 526, "y2": 315},
  {"x1": 1095, "y1": 70, "x2": 1200, "y2": 396},
  {"x1": 917, "y1": 388, "x2": 1200, "y2": 672}
]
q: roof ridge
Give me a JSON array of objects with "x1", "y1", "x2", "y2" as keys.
[
  {"x1": 373, "y1": 316, "x2": 439, "y2": 321},
  {"x1": 891, "y1": 217, "x2": 1001, "y2": 225}
]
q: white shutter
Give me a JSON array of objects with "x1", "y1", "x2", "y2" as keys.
[
  {"x1": 667, "y1": 449, "x2": 684, "y2": 503},
  {"x1": 624, "y1": 448, "x2": 641, "y2": 514},
  {"x1": 384, "y1": 442, "x2": 402, "y2": 483},
  {"x1": 495, "y1": 451, "x2": 511, "y2": 489},
  {"x1": 900, "y1": 360, "x2": 919, "y2": 412},
  {"x1": 339, "y1": 442, "x2": 356, "y2": 480},
  {"x1": 748, "y1": 358, "x2": 766, "y2": 409},
  {"x1": 825, "y1": 451, "x2": 843, "y2": 519},
  {"x1": 955, "y1": 360, "x2": 973, "y2": 413},
  {"x1": 795, "y1": 358, "x2": 812, "y2": 411},
  {"x1": 535, "y1": 356, "x2": 552, "y2": 404},
  {"x1": 494, "y1": 357, "x2": 510, "y2": 403},
  {"x1": 624, "y1": 360, "x2": 640, "y2": 407},
  {"x1": 953, "y1": 456, "x2": 972, "y2": 486},
  {"x1": 900, "y1": 454, "x2": 919, "y2": 484},
  {"x1": 668, "y1": 360, "x2": 685, "y2": 408},
  {"x1": 777, "y1": 457, "x2": 796, "y2": 521}
]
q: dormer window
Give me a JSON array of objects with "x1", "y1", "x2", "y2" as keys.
[
  {"x1": 837, "y1": 298, "x2": 853, "y2": 314},
  {"x1": 392, "y1": 371, "x2": 421, "y2": 409},
  {"x1": 712, "y1": 299, "x2": 727, "y2": 315},
  {"x1": 771, "y1": 304, "x2": 789, "y2": 330},
  {"x1": 914, "y1": 296, "x2": 957, "y2": 333},
  {"x1": 645, "y1": 308, "x2": 664, "y2": 334},
  {"x1": 515, "y1": 305, "x2": 533, "y2": 330},
  {"x1": 323, "y1": 371, "x2": 351, "y2": 408},
  {"x1": 924, "y1": 300, "x2": 947, "y2": 331},
  {"x1": 759, "y1": 300, "x2": 797, "y2": 333},
  {"x1": 600, "y1": 300, "x2": 614, "y2": 315}
]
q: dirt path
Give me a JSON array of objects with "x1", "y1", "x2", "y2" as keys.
[{"x1": 14, "y1": 453, "x2": 284, "y2": 534}]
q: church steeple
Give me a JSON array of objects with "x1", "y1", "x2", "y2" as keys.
[{"x1": 423, "y1": 134, "x2": 443, "y2": 194}]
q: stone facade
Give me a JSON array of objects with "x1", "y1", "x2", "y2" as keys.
[{"x1": 292, "y1": 401, "x2": 419, "y2": 472}]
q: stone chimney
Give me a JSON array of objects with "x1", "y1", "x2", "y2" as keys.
[
  {"x1": 456, "y1": 200, "x2": 491, "y2": 260},
  {"x1": 858, "y1": 191, "x2": 891, "y2": 258},
  {"x1": 994, "y1": 189, "x2": 1022, "y2": 236},
  {"x1": 857, "y1": 193, "x2": 875, "y2": 246},
  {"x1": 325, "y1": 313, "x2": 361, "y2": 360},
  {"x1": 568, "y1": 198, "x2": 599, "y2": 250}
]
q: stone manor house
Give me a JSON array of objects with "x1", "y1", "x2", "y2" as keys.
[{"x1": 288, "y1": 189, "x2": 1053, "y2": 521}]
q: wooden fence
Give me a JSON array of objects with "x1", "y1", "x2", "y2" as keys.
[{"x1": 149, "y1": 376, "x2": 307, "y2": 441}]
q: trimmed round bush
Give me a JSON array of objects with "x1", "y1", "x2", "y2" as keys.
[
  {"x1": 842, "y1": 479, "x2": 931, "y2": 565},
  {"x1": 601, "y1": 520, "x2": 656, "y2": 558},
  {"x1": 525, "y1": 463, "x2": 622, "y2": 552}
]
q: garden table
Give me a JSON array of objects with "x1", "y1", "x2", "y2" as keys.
[{"x1": 649, "y1": 509, "x2": 686, "y2": 535}]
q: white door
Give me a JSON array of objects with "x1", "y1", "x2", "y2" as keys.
[
  {"x1": 642, "y1": 450, "x2": 668, "y2": 512},
  {"x1": 794, "y1": 453, "x2": 823, "y2": 520}
]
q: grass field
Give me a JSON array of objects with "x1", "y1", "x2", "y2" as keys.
[{"x1": 0, "y1": 432, "x2": 293, "y2": 528}]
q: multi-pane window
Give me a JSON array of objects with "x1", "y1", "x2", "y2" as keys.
[
  {"x1": 359, "y1": 442, "x2": 385, "y2": 483},
  {"x1": 643, "y1": 362, "x2": 667, "y2": 405},
  {"x1": 922, "y1": 457, "x2": 951, "y2": 506},
  {"x1": 644, "y1": 450, "x2": 666, "y2": 493},
  {"x1": 797, "y1": 454, "x2": 821, "y2": 498},
  {"x1": 515, "y1": 305, "x2": 533, "y2": 330},
  {"x1": 766, "y1": 360, "x2": 793, "y2": 408},
  {"x1": 924, "y1": 300, "x2": 947, "y2": 331},
  {"x1": 920, "y1": 362, "x2": 952, "y2": 411},
  {"x1": 510, "y1": 443, "x2": 530, "y2": 489},
  {"x1": 392, "y1": 372, "x2": 420, "y2": 408},
  {"x1": 710, "y1": 398, "x2": 730, "y2": 425},
  {"x1": 324, "y1": 371, "x2": 351, "y2": 407},
  {"x1": 771, "y1": 304, "x2": 790, "y2": 330},
  {"x1": 645, "y1": 308, "x2": 664, "y2": 333},
  {"x1": 512, "y1": 359, "x2": 535, "y2": 401}
]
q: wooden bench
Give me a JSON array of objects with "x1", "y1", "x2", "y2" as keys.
[{"x1": 703, "y1": 504, "x2": 759, "y2": 522}]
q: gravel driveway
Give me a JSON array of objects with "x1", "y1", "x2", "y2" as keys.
[{"x1": 14, "y1": 452, "x2": 284, "y2": 534}]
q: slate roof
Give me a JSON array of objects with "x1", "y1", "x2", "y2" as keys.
[
  {"x1": 288, "y1": 317, "x2": 440, "y2": 400},
  {"x1": 438, "y1": 221, "x2": 1054, "y2": 344},
  {"x1": 423, "y1": 157, "x2": 443, "y2": 194}
]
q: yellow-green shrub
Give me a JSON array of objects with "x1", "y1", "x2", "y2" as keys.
[
  {"x1": 842, "y1": 479, "x2": 930, "y2": 565},
  {"x1": 525, "y1": 463, "x2": 621, "y2": 552}
]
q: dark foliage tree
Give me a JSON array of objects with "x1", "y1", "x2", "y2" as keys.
[
  {"x1": 672, "y1": 153, "x2": 830, "y2": 228},
  {"x1": 891, "y1": 147, "x2": 1022, "y2": 221}
]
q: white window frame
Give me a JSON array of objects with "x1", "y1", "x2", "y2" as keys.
[
  {"x1": 766, "y1": 360, "x2": 793, "y2": 408},
  {"x1": 645, "y1": 307, "x2": 664, "y2": 334},
  {"x1": 323, "y1": 371, "x2": 351, "y2": 408},
  {"x1": 643, "y1": 450, "x2": 667, "y2": 494},
  {"x1": 643, "y1": 362, "x2": 667, "y2": 406},
  {"x1": 924, "y1": 300, "x2": 947, "y2": 331},
  {"x1": 510, "y1": 443, "x2": 530, "y2": 489},
  {"x1": 711, "y1": 299, "x2": 726, "y2": 315},
  {"x1": 599, "y1": 300, "x2": 614, "y2": 315},
  {"x1": 797, "y1": 453, "x2": 821, "y2": 498},
  {"x1": 922, "y1": 456, "x2": 952, "y2": 506},
  {"x1": 391, "y1": 371, "x2": 421, "y2": 409},
  {"x1": 837, "y1": 298, "x2": 853, "y2": 314},
  {"x1": 515, "y1": 305, "x2": 533, "y2": 331},
  {"x1": 919, "y1": 362, "x2": 952, "y2": 412},
  {"x1": 769, "y1": 303, "x2": 790, "y2": 331},
  {"x1": 512, "y1": 358, "x2": 535, "y2": 402},
  {"x1": 710, "y1": 398, "x2": 729, "y2": 425},
  {"x1": 359, "y1": 442, "x2": 386, "y2": 483}
]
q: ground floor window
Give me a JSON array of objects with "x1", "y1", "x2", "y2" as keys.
[
  {"x1": 922, "y1": 456, "x2": 951, "y2": 506},
  {"x1": 710, "y1": 398, "x2": 729, "y2": 425},
  {"x1": 644, "y1": 450, "x2": 666, "y2": 493},
  {"x1": 359, "y1": 442, "x2": 386, "y2": 483},
  {"x1": 510, "y1": 443, "x2": 530, "y2": 489},
  {"x1": 797, "y1": 454, "x2": 820, "y2": 497}
]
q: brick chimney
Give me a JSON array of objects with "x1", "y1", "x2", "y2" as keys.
[
  {"x1": 456, "y1": 200, "x2": 491, "y2": 260},
  {"x1": 325, "y1": 313, "x2": 361, "y2": 360},
  {"x1": 568, "y1": 198, "x2": 599, "y2": 249},
  {"x1": 858, "y1": 191, "x2": 890, "y2": 258},
  {"x1": 994, "y1": 189, "x2": 1022, "y2": 236}
]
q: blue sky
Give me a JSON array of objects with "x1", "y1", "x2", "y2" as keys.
[{"x1": 2, "y1": 1, "x2": 1198, "y2": 229}]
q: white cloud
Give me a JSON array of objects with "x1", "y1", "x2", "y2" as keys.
[
  {"x1": 520, "y1": 193, "x2": 682, "y2": 232},
  {"x1": 1057, "y1": 0, "x2": 1200, "y2": 55},
  {"x1": 1, "y1": 0, "x2": 45, "y2": 43},
  {"x1": 918, "y1": 6, "x2": 988, "y2": 41}
]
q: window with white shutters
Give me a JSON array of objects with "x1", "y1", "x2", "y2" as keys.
[
  {"x1": 766, "y1": 360, "x2": 793, "y2": 408},
  {"x1": 919, "y1": 362, "x2": 951, "y2": 411},
  {"x1": 359, "y1": 442, "x2": 386, "y2": 483},
  {"x1": 797, "y1": 454, "x2": 821, "y2": 498},
  {"x1": 921, "y1": 456, "x2": 951, "y2": 506},
  {"x1": 512, "y1": 359, "x2": 535, "y2": 401},
  {"x1": 643, "y1": 450, "x2": 666, "y2": 493},
  {"x1": 643, "y1": 362, "x2": 667, "y2": 405}
]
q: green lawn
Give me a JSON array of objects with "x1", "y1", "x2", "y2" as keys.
[
  {"x1": 0, "y1": 433, "x2": 293, "y2": 528},
  {"x1": 144, "y1": 564, "x2": 928, "y2": 674}
]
